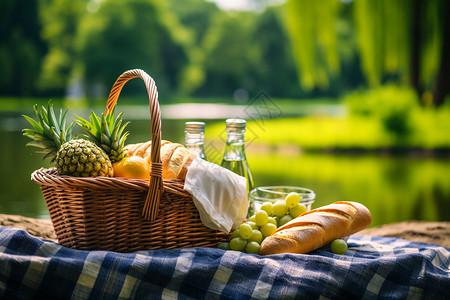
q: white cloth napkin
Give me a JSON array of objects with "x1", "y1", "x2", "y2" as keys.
[{"x1": 184, "y1": 157, "x2": 248, "y2": 233}]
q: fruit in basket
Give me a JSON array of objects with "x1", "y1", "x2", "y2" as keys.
[
  {"x1": 56, "y1": 139, "x2": 113, "y2": 177},
  {"x1": 75, "y1": 106, "x2": 130, "y2": 163},
  {"x1": 125, "y1": 140, "x2": 197, "y2": 180},
  {"x1": 22, "y1": 102, "x2": 74, "y2": 163},
  {"x1": 112, "y1": 156, "x2": 150, "y2": 180},
  {"x1": 23, "y1": 101, "x2": 114, "y2": 177}
]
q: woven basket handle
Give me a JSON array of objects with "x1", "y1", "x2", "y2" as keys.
[{"x1": 105, "y1": 69, "x2": 163, "y2": 221}]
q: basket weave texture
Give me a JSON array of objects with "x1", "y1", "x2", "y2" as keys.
[{"x1": 31, "y1": 69, "x2": 229, "y2": 252}]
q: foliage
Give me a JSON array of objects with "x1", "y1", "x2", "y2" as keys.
[
  {"x1": 344, "y1": 86, "x2": 419, "y2": 142},
  {"x1": 37, "y1": 0, "x2": 88, "y2": 95},
  {"x1": 204, "y1": 86, "x2": 450, "y2": 150},
  {"x1": 284, "y1": 0, "x2": 448, "y2": 105},
  {"x1": 167, "y1": 0, "x2": 219, "y2": 45},
  {"x1": 0, "y1": 0, "x2": 361, "y2": 100},
  {"x1": 0, "y1": 0, "x2": 448, "y2": 106},
  {"x1": 352, "y1": 0, "x2": 412, "y2": 87},
  {"x1": 77, "y1": 0, "x2": 190, "y2": 97},
  {"x1": 249, "y1": 7, "x2": 301, "y2": 98},
  {"x1": 284, "y1": 0, "x2": 341, "y2": 90},
  {"x1": 166, "y1": 0, "x2": 221, "y2": 94},
  {"x1": 196, "y1": 11, "x2": 258, "y2": 96},
  {"x1": 0, "y1": 0, "x2": 46, "y2": 96}
]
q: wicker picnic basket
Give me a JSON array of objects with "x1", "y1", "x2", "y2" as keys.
[{"x1": 31, "y1": 69, "x2": 229, "y2": 252}]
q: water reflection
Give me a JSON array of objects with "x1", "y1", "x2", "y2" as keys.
[
  {"x1": 1, "y1": 116, "x2": 449, "y2": 227},
  {"x1": 247, "y1": 149, "x2": 450, "y2": 226}
]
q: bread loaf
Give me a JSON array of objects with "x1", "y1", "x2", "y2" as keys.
[
  {"x1": 260, "y1": 201, "x2": 371, "y2": 255},
  {"x1": 125, "y1": 140, "x2": 197, "y2": 180}
]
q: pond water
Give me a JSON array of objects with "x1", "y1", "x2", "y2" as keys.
[{"x1": 1, "y1": 113, "x2": 449, "y2": 227}]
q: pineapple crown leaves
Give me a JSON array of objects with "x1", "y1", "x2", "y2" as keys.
[
  {"x1": 22, "y1": 101, "x2": 74, "y2": 162},
  {"x1": 74, "y1": 106, "x2": 130, "y2": 163}
]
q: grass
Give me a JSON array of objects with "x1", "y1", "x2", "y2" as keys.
[
  {"x1": 204, "y1": 86, "x2": 450, "y2": 151},
  {"x1": 205, "y1": 112, "x2": 450, "y2": 152},
  {"x1": 3, "y1": 85, "x2": 450, "y2": 151}
]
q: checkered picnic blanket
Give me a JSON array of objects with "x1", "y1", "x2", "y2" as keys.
[{"x1": 0, "y1": 227, "x2": 449, "y2": 299}]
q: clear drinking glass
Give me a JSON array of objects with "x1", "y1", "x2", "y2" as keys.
[{"x1": 249, "y1": 186, "x2": 316, "y2": 216}]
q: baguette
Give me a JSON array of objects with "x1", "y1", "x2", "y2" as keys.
[
  {"x1": 260, "y1": 201, "x2": 371, "y2": 255},
  {"x1": 125, "y1": 140, "x2": 196, "y2": 180}
]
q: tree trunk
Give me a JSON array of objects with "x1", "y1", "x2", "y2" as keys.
[{"x1": 432, "y1": 1, "x2": 450, "y2": 107}]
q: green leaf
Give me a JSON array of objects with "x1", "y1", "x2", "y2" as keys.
[
  {"x1": 118, "y1": 132, "x2": 130, "y2": 148},
  {"x1": 47, "y1": 102, "x2": 60, "y2": 133},
  {"x1": 66, "y1": 122, "x2": 74, "y2": 140},
  {"x1": 75, "y1": 114, "x2": 91, "y2": 129},
  {"x1": 22, "y1": 129, "x2": 46, "y2": 141},
  {"x1": 22, "y1": 115, "x2": 44, "y2": 134},
  {"x1": 90, "y1": 110, "x2": 102, "y2": 136},
  {"x1": 26, "y1": 140, "x2": 54, "y2": 149},
  {"x1": 106, "y1": 107, "x2": 116, "y2": 133},
  {"x1": 111, "y1": 140, "x2": 119, "y2": 150},
  {"x1": 43, "y1": 152, "x2": 57, "y2": 162},
  {"x1": 116, "y1": 121, "x2": 130, "y2": 143},
  {"x1": 101, "y1": 144, "x2": 111, "y2": 153},
  {"x1": 101, "y1": 114, "x2": 111, "y2": 138},
  {"x1": 40, "y1": 106, "x2": 49, "y2": 127},
  {"x1": 100, "y1": 133, "x2": 111, "y2": 145}
]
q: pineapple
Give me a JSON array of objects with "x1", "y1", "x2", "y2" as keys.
[
  {"x1": 75, "y1": 106, "x2": 130, "y2": 163},
  {"x1": 23, "y1": 101, "x2": 114, "y2": 177},
  {"x1": 56, "y1": 139, "x2": 113, "y2": 177},
  {"x1": 22, "y1": 102, "x2": 73, "y2": 163}
]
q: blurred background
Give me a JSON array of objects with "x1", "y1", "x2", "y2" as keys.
[{"x1": 1, "y1": 0, "x2": 449, "y2": 226}]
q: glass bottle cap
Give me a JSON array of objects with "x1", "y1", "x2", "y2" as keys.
[
  {"x1": 225, "y1": 119, "x2": 246, "y2": 131},
  {"x1": 185, "y1": 122, "x2": 205, "y2": 133}
]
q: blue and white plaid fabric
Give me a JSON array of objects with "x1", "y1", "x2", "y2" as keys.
[{"x1": 0, "y1": 227, "x2": 449, "y2": 299}]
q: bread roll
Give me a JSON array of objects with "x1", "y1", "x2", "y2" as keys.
[
  {"x1": 260, "y1": 201, "x2": 371, "y2": 255},
  {"x1": 124, "y1": 140, "x2": 196, "y2": 180}
]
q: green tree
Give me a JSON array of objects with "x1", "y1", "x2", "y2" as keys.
[
  {"x1": 195, "y1": 11, "x2": 259, "y2": 96},
  {"x1": 166, "y1": 0, "x2": 221, "y2": 95},
  {"x1": 0, "y1": 0, "x2": 47, "y2": 96},
  {"x1": 37, "y1": 0, "x2": 88, "y2": 96},
  {"x1": 167, "y1": 0, "x2": 219, "y2": 44},
  {"x1": 77, "y1": 0, "x2": 191, "y2": 98},
  {"x1": 285, "y1": 0, "x2": 449, "y2": 106},
  {"x1": 249, "y1": 7, "x2": 301, "y2": 98},
  {"x1": 284, "y1": 0, "x2": 341, "y2": 91}
]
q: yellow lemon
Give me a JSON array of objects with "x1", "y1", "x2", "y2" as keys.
[{"x1": 113, "y1": 156, "x2": 150, "y2": 180}]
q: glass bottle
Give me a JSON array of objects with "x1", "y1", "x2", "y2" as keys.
[
  {"x1": 220, "y1": 119, "x2": 254, "y2": 194},
  {"x1": 185, "y1": 121, "x2": 207, "y2": 160}
]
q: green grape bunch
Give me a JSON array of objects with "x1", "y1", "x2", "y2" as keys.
[{"x1": 219, "y1": 192, "x2": 308, "y2": 255}]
